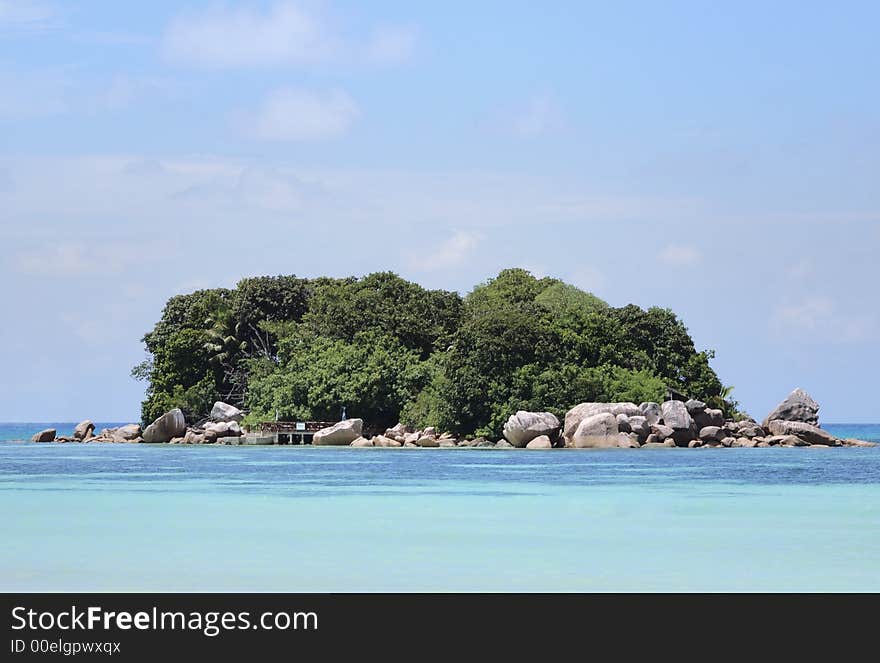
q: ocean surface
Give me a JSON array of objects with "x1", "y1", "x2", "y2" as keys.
[{"x1": 1, "y1": 422, "x2": 879, "y2": 592}]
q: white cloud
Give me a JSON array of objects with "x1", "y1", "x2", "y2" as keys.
[
  {"x1": 0, "y1": 0, "x2": 55, "y2": 30},
  {"x1": 241, "y1": 87, "x2": 358, "y2": 141},
  {"x1": 406, "y1": 230, "x2": 483, "y2": 272},
  {"x1": 657, "y1": 244, "x2": 701, "y2": 266},
  {"x1": 161, "y1": 1, "x2": 335, "y2": 68},
  {"x1": 777, "y1": 298, "x2": 834, "y2": 329},
  {"x1": 772, "y1": 297, "x2": 876, "y2": 343},
  {"x1": 366, "y1": 24, "x2": 417, "y2": 64},
  {"x1": 14, "y1": 241, "x2": 165, "y2": 276},
  {"x1": 511, "y1": 94, "x2": 563, "y2": 137}
]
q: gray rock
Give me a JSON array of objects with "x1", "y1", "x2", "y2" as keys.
[
  {"x1": 495, "y1": 439, "x2": 515, "y2": 449},
  {"x1": 627, "y1": 415, "x2": 650, "y2": 442},
  {"x1": 842, "y1": 438, "x2": 877, "y2": 447},
  {"x1": 616, "y1": 413, "x2": 632, "y2": 433},
  {"x1": 502, "y1": 410, "x2": 560, "y2": 447},
  {"x1": 526, "y1": 435, "x2": 553, "y2": 450},
  {"x1": 571, "y1": 412, "x2": 619, "y2": 448},
  {"x1": 720, "y1": 436, "x2": 736, "y2": 447},
  {"x1": 703, "y1": 409, "x2": 724, "y2": 427},
  {"x1": 210, "y1": 401, "x2": 244, "y2": 423},
  {"x1": 313, "y1": 418, "x2": 363, "y2": 446},
  {"x1": 618, "y1": 432, "x2": 640, "y2": 448},
  {"x1": 73, "y1": 420, "x2": 95, "y2": 440},
  {"x1": 31, "y1": 428, "x2": 56, "y2": 443},
  {"x1": 564, "y1": 402, "x2": 639, "y2": 442},
  {"x1": 651, "y1": 424, "x2": 675, "y2": 442},
  {"x1": 474, "y1": 438, "x2": 496, "y2": 448},
  {"x1": 142, "y1": 409, "x2": 186, "y2": 443},
  {"x1": 639, "y1": 402, "x2": 662, "y2": 425},
  {"x1": 661, "y1": 400, "x2": 693, "y2": 430},
  {"x1": 183, "y1": 430, "x2": 205, "y2": 445},
  {"x1": 438, "y1": 439, "x2": 457, "y2": 448},
  {"x1": 685, "y1": 399, "x2": 707, "y2": 416},
  {"x1": 762, "y1": 388, "x2": 820, "y2": 427},
  {"x1": 416, "y1": 434, "x2": 439, "y2": 448},
  {"x1": 661, "y1": 400, "x2": 695, "y2": 446},
  {"x1": 204, "y1": 421, "x2": 242, "y2": 438},
  {"x1": 688, "y1": 439, "x2": 702, "y2": 448},
  {"x1": 732, "y1": 437, "x2": 758, "y2": 448},
  {"x1": 735, "y1": 423, "x2": 764, "y2": 438},
  {"x1": 350, "y1": 436, "x2": 373, "y2": 447},
  {"x1": 767, "y1": 420, "x2": 838, "y2": 446},
  {"x1": 373, "y1": 434, "x2": 402, "y2": 448},
  {"x1": 114, "y1": 424, "x2": 142, "y2": 441},
  {"x1": 699, "y1": 426, "x2": 723, "y2": 442}
]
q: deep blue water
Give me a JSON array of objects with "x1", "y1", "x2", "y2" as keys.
[{"x1": 1, "y1": 423, "x2": 878, "y2": 591}]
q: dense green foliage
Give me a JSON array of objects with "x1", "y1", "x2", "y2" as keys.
[{"x1": 135, "y1": 269, "x2": 735, "y2": 433}]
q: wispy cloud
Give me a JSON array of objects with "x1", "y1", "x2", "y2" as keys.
[
  {"x1": 239, "y1": 87, "x2": 358, "y2": 142},
  {"x1": 772, "y1": 296, "x2": 876, "y2": 343},
  {"x1": 161, "y1": 1, "x2": 336, "y2": 68},
  {"x1": 657, "y1": 244, "x2": 701, "y2": 266},
  {"x1": 0, "y1": 0, "x2": 55, "y2": 31},
  {"x1": 406, "y1": 230, "x2": 483, "y2": 272},
  {"x1": 510, "y1": 93, "x2": 564, "y2": 137},
  {"x1": 14, "y1": 242, "x2": 146, "y2": 276},
  {"x1": 365, "y1": 24, "x2": 417, "y2": 64}
]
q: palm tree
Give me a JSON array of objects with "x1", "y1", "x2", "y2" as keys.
[{"x1": 203, "y1": 307, "x2": 248, "y2": 405}]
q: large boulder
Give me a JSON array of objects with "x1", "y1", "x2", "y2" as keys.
[
  {"x1": 571, "y1": 413, "x2": 619, "y2": 448},
  {"x1": 661, "y1": 400, "x2": 693, "y2": 430},
  {"x1": 767, "y1": 420, "x2": 838, "y2": 446},
  {"x1": 627, "y1": 416, "x2": 650, "y2": 442},
  {"x1": 313, "y1": 419, "x2": 363, "y2": 446},
  {"x1": 210, "y1": 401, "x2": 244, "y2": 423},
  {"x1": 503, "y1": 411, "x2": 560, "y2": 447},
  {"x1": 702, "y1": 409, "x2": 724, "y2": 428},
  {"x1": 73, "y1": 420, "x2": 95, "y2": 440},
  {"x1": 699, "y1": 426, "x2": 723, "y2": 443},
  {"x1": 685, "y1": 399, "x2": 706, "y2": 417},
  {"x1": 416, "y1": 434, "x2": 439, "y2": 448},
  {"x1": 639, "y1": 402, "x2": 662, "y2": 425},
  {"x1": 762, "y1": 388, "x2": 820, "y2": 427},
  {"x1": 372, "y1": 434, "x2": 402, "y2": 448},
  {"x1": 31, "y1": 428, "x2": 56, "y2": 443},
  {"x1": 526, "y1": 435, "x2": 553, "y2": 450},
  {"x1": 111, "y1": 424, "x2": 143, "y2": 443},
  {"x1": 661, "y1": 400, "x2": 695, "y2": 445},
  {"x1": 142, "y1": 408, "x2": 186, "y2": 443},
  {"x1": 203, "y1": 421, "x2": 242, "y2": 439},
  {"x1": 564, "y1": 402, "x2": 639, "y2": 443}
]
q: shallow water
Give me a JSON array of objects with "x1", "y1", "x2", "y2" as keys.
[{"x1": 1, "y1": 434, "x2": 879, "y2": 591}]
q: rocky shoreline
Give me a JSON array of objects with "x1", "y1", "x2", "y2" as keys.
[{"x1": 29, "y1": 388, "x2": 875, "y2": 449}]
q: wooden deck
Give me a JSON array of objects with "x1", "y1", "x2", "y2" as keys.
[{"x1": 257, "y1": 421, "x2": 338, "y2": 445}]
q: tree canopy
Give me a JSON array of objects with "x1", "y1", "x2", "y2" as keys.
[{"x1": 134, "y1": 269, "x2": 736, "y2": 434}]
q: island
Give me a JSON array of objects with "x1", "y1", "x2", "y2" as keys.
[{"x1": 28, "y1": 269, "x2": 874, "y2": 449}]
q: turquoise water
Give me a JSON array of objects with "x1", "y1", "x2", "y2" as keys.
[{"x1": 1, "y1": 423, "x2": 879, "y2": 591}]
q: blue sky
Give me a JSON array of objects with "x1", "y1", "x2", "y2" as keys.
[{"x1": 1, "y1": 0, "x2": 878, "y2": 422}]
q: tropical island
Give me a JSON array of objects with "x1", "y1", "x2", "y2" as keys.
[{"x1": 28, "y1": 268, "x2": 873, "y2": 449}]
